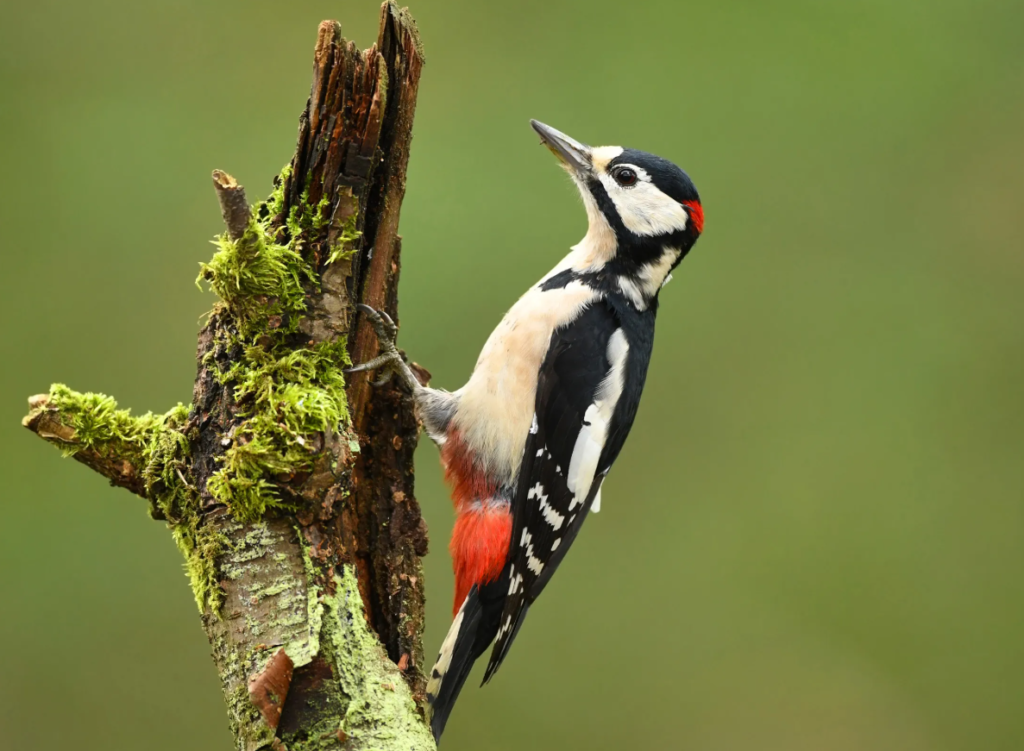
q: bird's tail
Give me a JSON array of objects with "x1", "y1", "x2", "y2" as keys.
[
  {"x1": 426, "y1": 587, "x2": 482, "y2": 743},
  {"x1": 426, "y1": 581, "x2": 505, "y2": 743}
]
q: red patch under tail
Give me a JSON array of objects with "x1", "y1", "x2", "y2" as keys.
[
  {"x1": 440, "y1": 429, "x2": 497, "y2": 510},
  {"x1": 450, "y1": 504, "x2": 512, "y2": 617},
  {"x1": 440, "y1": 428, "x2": 511, "y2": 615}
]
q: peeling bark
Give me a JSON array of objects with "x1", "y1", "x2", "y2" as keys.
[{"x1": 21, "y1": 4, "x2": 433, "y2": 750}]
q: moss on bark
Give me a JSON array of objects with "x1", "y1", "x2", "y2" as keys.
[
  {"x1": 194, "y1": 166, "x2": 362, "y2": 525},
  {"x1": 22, "y1": 4, "x2": 431, "y2": 748}
]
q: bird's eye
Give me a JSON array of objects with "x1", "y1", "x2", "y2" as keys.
[{"x1": 613, "y1": 167, "x2": 638, "y2": 187}]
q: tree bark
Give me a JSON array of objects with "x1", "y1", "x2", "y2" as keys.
[{"x1": 21, "y1": 4, "x2": 433, "y2": 750}]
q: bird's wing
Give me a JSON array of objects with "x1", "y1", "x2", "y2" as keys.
[{"x1": 482, "y1": 298, "x2": 638, "y2": 682}]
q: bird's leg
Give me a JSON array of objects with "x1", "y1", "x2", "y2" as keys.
[
  {"x1": 346, "y1": 304, "x2": 458, "y2": 446},
  {"x1": 345, "y1": 304, "x2": 423, "y2": 391}
]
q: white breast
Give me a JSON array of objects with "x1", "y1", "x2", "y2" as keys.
[{"x1": 453, "y1": 280, "x2": 597, "y2": 484}]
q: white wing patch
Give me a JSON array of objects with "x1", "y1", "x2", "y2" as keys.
[{"x1": 566, "y1": 329, "x2": 629, "y2": 511}]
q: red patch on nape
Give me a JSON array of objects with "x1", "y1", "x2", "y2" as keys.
[
  {"x1": 682, "y1": 200, "x2": 704, "y2": 235},
  {"x1": 440, "y1": 429, "x2": 496, "y2": 510},
  {"x1": 450, "y1": 505, "x2": 512, "y2": 616}
]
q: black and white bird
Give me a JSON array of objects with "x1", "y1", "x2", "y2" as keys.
[{"x1": 348, "y1": 120, "x2": 704, "y2": 742}]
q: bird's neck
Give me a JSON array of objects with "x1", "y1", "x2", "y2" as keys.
[
  {"x1": 539, "y1": 197, "x2": 693, "y2": 310},
  {"x1": 613, "y1": 244, "x2": 681, "y2": 310}
]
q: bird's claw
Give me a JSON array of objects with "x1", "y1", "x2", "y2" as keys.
[
  {"x1": 355, "y1": 303, "x2": 398, "y2": 343},
  {"x1": 345, "y1": 305, "x2": 418, "y2": 391}
]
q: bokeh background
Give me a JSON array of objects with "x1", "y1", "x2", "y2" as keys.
[{"x1": 2, "y1": 1, "x2": 1022, "y2": 749}]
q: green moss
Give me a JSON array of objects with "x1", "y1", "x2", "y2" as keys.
[
  {"x1": 173, "y1": 517, "x2": 229, "y2": 613},
  {"x1": 46, "y1": 165, "x2": 359, "y2": 617},
  {"x1": 326, "y1": 212, "x2": 362, "y2": 266},
  {"x1": 46, "y1": 383, "x2": 162, "y2": 464},
  {"x1": 197, "y1": 166, "x2": 355, "y2": 524},
  {"x1": 197, "y1": 165, "x2": 323, "y2": 340},
  {"x1": 289, "y1": 189, "x2": 332, "y2": 238},
  {"x1": 206, "y1": 338, "x2": 351, "y2": 522},
  {"x1": 42, "y1": 385, "x2": 224, "y2": 612}
]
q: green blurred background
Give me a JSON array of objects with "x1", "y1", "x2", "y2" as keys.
[{"x1": 2, "y1": 0, "x2": 1022, "y2": 748}]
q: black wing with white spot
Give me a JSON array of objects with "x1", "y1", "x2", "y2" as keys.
[{"x1": 483, "y1": 297, "x2": 653, "y2": 682}]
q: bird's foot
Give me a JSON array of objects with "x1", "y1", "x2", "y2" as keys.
[{"x1": 345, "y1": 304, "x2": 421, "y2": 391}]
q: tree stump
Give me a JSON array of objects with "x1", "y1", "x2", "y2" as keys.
[{"x1": 21, "y1": 4, "x2": 434, "y2": 750}]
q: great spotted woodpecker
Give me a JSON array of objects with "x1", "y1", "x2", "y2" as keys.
[{"x1": 347, "y1": 121, "x2": 704, "y2": 742}]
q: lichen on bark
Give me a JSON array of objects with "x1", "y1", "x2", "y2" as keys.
[{"x1": 21, "y1": 3, "x2": 432, "y2": 749}]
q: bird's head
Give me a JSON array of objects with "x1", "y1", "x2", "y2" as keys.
[{"x1": 531, "y1": 120, "x2": 703, "y2": 306}]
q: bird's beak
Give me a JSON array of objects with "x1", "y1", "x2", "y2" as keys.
[{"x1": 530, "y1": 120, "x2": 592, "y2": 176}]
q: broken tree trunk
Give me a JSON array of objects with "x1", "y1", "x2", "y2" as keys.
[{"x1": 21, "y1": 4, "x2": 434, "y2": 750}]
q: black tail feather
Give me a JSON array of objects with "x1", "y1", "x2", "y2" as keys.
[
  {"x1": 427, "y1": 577, "x2": 507, "y2": 743},
  {"x1": 482, "y1": 601, "x2": 530, "y2": 685},
  {"x1": 427, "y1": 589, "x2": 481, "y2": 742}
]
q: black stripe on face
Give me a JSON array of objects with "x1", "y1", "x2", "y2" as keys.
[
  {"x1": 580, "y1": 148, "x2": 703, "y2": 276},
  {"x1": 585, "y1": 176, "x2": 692, "y2": 271},
  {"x1": 585, "y1": 174, "x2": 628, "y2": 236}
]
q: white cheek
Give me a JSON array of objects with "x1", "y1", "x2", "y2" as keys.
[{"x1": 599, "y1": 174, "x2": 690, "y2": 236}]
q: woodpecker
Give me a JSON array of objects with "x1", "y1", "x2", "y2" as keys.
[{"x1": 347, "y1": 120, "x2": 704, "y2": 742}]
